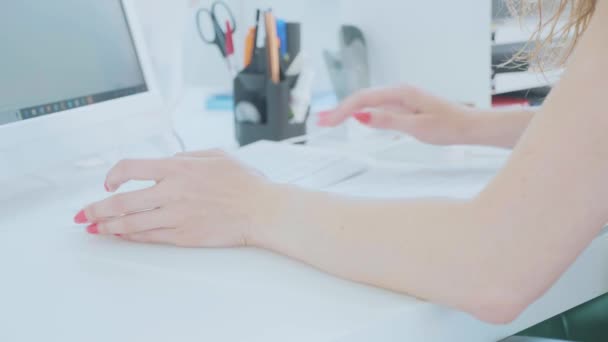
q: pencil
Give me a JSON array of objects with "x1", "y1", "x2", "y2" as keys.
[{"x1": 265, "y1": 11, "x2": 280, "y2": 83}]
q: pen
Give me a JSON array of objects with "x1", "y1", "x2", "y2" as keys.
[
  {"x1": 276, "y1": 19, "x2": 288, "y2": 58},
  {"x1": 244, "y1": 28, "x2": 255, "y2": 67},
  {"x1": 265, "y1": 11, "x2": 280, "y2": 83},
  {"x1": 254, "y1": 9, "x2": 261, "y2": 48}
]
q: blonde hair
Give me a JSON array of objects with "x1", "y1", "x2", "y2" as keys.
[{"x1": 506, "y1": 0, "x2": 596, "y2": 69}]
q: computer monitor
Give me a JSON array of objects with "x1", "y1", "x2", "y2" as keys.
[
  {"x1": 0, "y1": 0, "x2": 171, "y2": 183},
  {"x1": 0, "y1": 1, "x2": 148, "y2": 126}
]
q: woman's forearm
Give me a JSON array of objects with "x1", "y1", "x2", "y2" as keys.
[
  {"x1": 255, "y1": 186, "x2": 517, "y2": 323},
  {"x1": 465, "y1": 109, "x2": 536, "y2": 149}
]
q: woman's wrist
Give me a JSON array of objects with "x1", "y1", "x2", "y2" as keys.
[
  {"x1": 445, "y1": 108, "x2": 486, "y2": 146},
  {"x1": 458, "y1": 110, "x2": 492, "y2": 146},
  {"x1": 247, "y1": 182, "x2": 298, "y2": 249},
  {"x1": 248, "y1": 183, "x2": 337, "y2": 255},
  {"x1": 463, "y1": 109, "x2": 535, "y2": 148}
]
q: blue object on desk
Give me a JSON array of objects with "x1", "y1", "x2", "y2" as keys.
[
  {"x1": 205, "y1": 94, "x2": 234, "y2": 111},
  {"x1": 277, "y1": 19, "x2": 288, "y2": 57}
]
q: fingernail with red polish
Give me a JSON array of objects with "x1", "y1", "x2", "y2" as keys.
[
  {"x1": 74, "y1": 210, "x2": 88, "y2": 224},
  {"x1": 104, "y1": 182, "x2": 110, "y2": 192},
  {"x1": 114, "y1": 234, "x2": 122, "y2": 237},
  {"x1": 353, "y1": 112, "x2": 372, "y2": 125},
  {"x1": 86, "y1": 224, "x2": 99, "y2": 235}
]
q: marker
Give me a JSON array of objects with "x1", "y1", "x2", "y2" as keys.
[
  {"x1": 244, "y1": 28, "x2": 255, "y2": 67},
  {"x1": 276, "y1": 19, "x2": 288, "y2": 58}
]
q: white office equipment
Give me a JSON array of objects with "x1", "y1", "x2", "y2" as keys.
[
  {"x1": 132, "y1": 0, "x2": 188, "y2": 107},
  {"x1": 235, "y1": 141, "x2": 367, "y2": 188}
]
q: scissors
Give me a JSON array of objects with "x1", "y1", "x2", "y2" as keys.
[{"x1": 196, "y1": 1, "x2": 238, "y2": 76}]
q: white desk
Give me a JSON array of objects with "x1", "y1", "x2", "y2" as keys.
[{"x1": 2, "y1": 88, "x2": 607, "y2": 342}]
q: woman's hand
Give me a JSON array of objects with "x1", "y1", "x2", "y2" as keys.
[
  {"x1": 73, "y1": 150, "x2": 282, "y2": 247},
  {"x1": 317, "y1": 85, "x2": 480, "y2": 145}
]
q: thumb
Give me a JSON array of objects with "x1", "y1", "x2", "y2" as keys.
[{"x1": 317, "y1": 87, "x2": 410, "y2": 127}]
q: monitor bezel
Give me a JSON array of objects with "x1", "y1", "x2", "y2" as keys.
[{"x1": 0, "y1": 0, "x2": 171, "y2": 178}]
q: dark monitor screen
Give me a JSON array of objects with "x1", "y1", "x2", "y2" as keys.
[{"x1": 0, "y1": 0, "x2": 147, "y2": 125}]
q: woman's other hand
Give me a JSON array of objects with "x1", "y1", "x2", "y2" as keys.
[{"x1": 317, "y1": 85, "x2": 480, "y2": 146}]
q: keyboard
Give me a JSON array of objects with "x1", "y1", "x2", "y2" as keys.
[{"x1": 233, "y1": 141, "x2": 368, "y2": 189}]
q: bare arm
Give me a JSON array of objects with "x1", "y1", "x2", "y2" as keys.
[
  {"x1": 256, "y1": 3, "x2": 608, "y2": 324},
  {"x1": 317, "y1": 83, "x2": 535, "y2": 150},
  {"x1": 80, "y1": 0, "x2": 606, "y2": 326},
  {"x1": 467, "y1": 109, "x2": 535, "y2": 149}
]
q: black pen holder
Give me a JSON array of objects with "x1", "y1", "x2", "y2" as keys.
[{"x1": 234, "y1": 73, "x2": 308, "y2": 146}]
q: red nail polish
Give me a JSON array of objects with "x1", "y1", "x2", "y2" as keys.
[
  {"x1": 104, "y1": 182, "x2": 110, "y2": 192},
  {"x1": 114, "y1": 234, "x2": 122, "y2": 237},
  {"x1": 86, "y1": 224, "x2": 99, "y2": 235},
  {"x1": 353, "y1": 112, "x2": 372, "y2": 124},
  {"x1": 74, "y1": 210, "x2": 88, "y2": 224}
]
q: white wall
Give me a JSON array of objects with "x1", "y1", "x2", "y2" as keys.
[
  {"x1": 337, "y1": 0, "x2": 492, "y2": 106},
  {"x1": 133, "y1": 0, "x2": 189, "y2": 106}
]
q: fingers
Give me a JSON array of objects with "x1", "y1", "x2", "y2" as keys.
[
  {"x1": 120, "y1": 228, "x2": 178, "y2": 245},
  {"x1": 106, "y1": 151, "x2": 230, "y2": 192},
  {"x1": 92, "y1": 208, "x2": 177, "y2": 235},
  {"x1": 355, "y1": 110, "x2": 423, "y2": 134},
  {"x1": 105, "y1": 159, "x2": 175, "y2": 192},
  {"x1": 84, "y1": 184, "x2": 168, "y2": 222},
  {"x1": 318, "y1": 86, "x2": 417, "y2": 127}
]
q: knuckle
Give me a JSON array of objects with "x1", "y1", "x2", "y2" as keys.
[
  {"x1": 351, "y1": 89, "x2": 371, "y2": 106},
  {"x1": 375, "y1": 113, "x2": 394, "y2": 127},
  {"x1": 407, "y1": 119, "x2": 426, "y2": 136},
  {"x1": 85, "y1": 206, "x2": 98, "y2": 222},
  {"x1": 112, "y1": 159, "x2": 134, "y2": 179},
  {"x1": 110, "y1": 194, "x2": 129, "y2": 214},
  {"x1": 399, "y1": 84, "x2": 418, "y2": 98},
  {"x1": 115, "y1": 159, "x2": 132, "y2": 173},
  {"x1": 97, "y1": 221, "x2": 111, "y2": 234}
]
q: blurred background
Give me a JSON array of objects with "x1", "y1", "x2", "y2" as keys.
[{"x1": 135, "y1": 0, "x2": 561, "y2": 110}]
